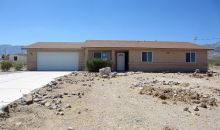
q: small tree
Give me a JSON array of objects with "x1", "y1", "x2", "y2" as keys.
[
  {"x1": 1, "y1": 54, "x2": 5, "y2": 59},
  {"x1": 86, "y1": 59, "x2": 112, "y2": 72},
  {"x1": 1, "y1": 61, "x2": 13, "y2": 71}
]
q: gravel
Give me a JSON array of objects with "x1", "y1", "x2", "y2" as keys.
[{"x1": 0, "y1": 71, "x2": 220, "y2": 130}]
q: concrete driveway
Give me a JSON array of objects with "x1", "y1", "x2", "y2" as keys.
[{"x1": 0, "y1": 71, "x2": 71, "y2": 108}]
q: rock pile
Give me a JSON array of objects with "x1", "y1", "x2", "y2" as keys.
[
  {"x1": 140, "y1": 86, "x2": 218, "y2": 108},
  {"x1": 191, "y1": 69, "x2": 204, "y2": 78},
  {"x1": 0, "y1": 72, "x2": 93, "y2": 118},
  {"x1": 191, "y1": 69, "x2": 216, "y2": 78},
  {"x1": 131, "y1": 77, "x2": 182, "y2": 88}
]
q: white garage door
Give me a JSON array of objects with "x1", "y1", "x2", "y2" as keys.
[{"x1": 37, "y1": 52, "x2": 79, "y2": 71}]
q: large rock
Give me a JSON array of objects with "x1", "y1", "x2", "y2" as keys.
[
  {"x1": 22, "y1": 94, "x2": 33, "y2": 105},
  {"x1": 110, "y1": 72, "x2": 117, "y2": 77},
  {"x1": 99, "y1": 67, "x2": 111, "y2": 76}
]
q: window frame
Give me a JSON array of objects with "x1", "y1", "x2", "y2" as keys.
[
  {"x1": 93, "y1": 51, "x2": 111, "y2": 60},
  {"x1": 141, "y1": 51, "x2": 153, "y2": 63},
  {"x1": 93, "y1": 52, "x2": 102, "y2": 59},
  {"x1": 185, "y1": 51, "x2": 196, "y2": 63}
]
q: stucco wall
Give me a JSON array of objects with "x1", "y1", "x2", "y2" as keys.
[
  {"x1": 86, "y1": 48, "x2": 208, "y2": 72},
  {"x1": 27, "y1": 47, "x2": 208, "y2": 72},
  {"x1": 27, "y1": 48, "x2": 84, "y2": 71},
  {"x1": 9, "y1": 55, "x2": 27, "y2": 65},
  {"x1": 129, "y1": 49, "x2": 208, "y2": 72}
]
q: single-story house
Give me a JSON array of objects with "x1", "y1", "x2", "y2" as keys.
[{"x1": 24, "y1": 40, "x2": 212, "y2": 72}]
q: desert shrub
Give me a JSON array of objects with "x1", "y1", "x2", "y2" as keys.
[
  {"x1": 86, "y1": 59, "x2": 112, "y2": 72},
  {"x1": 13, "y1": 63, "x2": 23, "y2": 71},
  {"x1": 209, "y1": 61, "x2": 220, "y2": 66},
  {"x1": 1, "y1": 61, "x2": 13, "y2": 71}
]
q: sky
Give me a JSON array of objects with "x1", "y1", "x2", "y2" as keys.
[{"x1": 0, "y1": 0, "x2": 219, "y2": 45}]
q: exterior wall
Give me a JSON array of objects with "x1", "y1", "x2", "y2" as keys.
[
  {"x1": 129, "y1": 49, "x2": 208, "y2": 72},
  {"x1": 27, "y1": 48, "x2": 84, "y2": 71},
  {"x1": 27, "y1": 47, "x2": 208, "y2": 72},
  {"x1": 9, "y1": 55, "x2": 27, "y2": 65},
  {"x1": 86, "y1": 48, "x2": 208, "y2": 72},
  {"x1": 27, "y1": 49, "x2": 37, "y2": 70}
]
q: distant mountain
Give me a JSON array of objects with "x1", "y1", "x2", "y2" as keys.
[
  {"x1": 0, "y1": 45, "x2": 25, "y2": 55},
  {"x1": 205, "y1": 42, "x2": 220, "y2": 61}
]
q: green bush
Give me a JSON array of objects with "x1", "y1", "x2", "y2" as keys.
[
  {"x1": 14, "y1": 63, "x2": 23, "y2": 71},
  {"x1": 1, "y1": 61, "x2": 13, "y2": 71},
  {"x1": 86, "y1": 59, "x2": 112, "y2": 72},
  {"x1": 209, "y1": 61, "x2": 220, "y2": 66}
]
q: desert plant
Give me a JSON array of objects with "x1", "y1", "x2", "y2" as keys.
[
  {"x1": 1, "y1": 61, "x2": 13, "y2": 71},
  {"x1": 13, "y1": 63, "x2": 23, "y2": 71},
  {"x1": 209, "y1": 61, "x2": 220, "y2": 66},
  {"x1": 86, "y1": 59, "x2": 112, "y2": 72}
]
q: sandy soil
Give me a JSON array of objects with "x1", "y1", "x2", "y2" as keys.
[{"x1": 0, "y1": 68, "x2": 220, "y2": 130}]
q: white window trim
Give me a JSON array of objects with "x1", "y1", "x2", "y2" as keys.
[
  {"x1": 185, "y1": 51, "x2": 196, "y2": 63},
  {"x1": 141, "y1": 51, "x2": 153, "y2": 63}
]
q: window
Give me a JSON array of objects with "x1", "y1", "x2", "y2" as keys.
[
  {"x1": 142, "y1": 52, "x2": 153, "y2": 62},
  {"x1": 94, "y1": 52, "x2": 102, "y2": 59},
  {"x1": 186, "y1": 52, "x2": 196, "y2": 63},
  {"x1": 93, "y1": 52, "x2": 111, "y2": 60},
  {"x1": 14, "y1": 56, "x2": 18, "y2": 61}
]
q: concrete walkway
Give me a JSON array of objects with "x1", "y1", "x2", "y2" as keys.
[{"x1": 0, "y1": 71, "x2": 71, "y2": 108}]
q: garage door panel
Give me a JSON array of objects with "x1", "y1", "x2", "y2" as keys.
[{"x1": 37, "y1": 52, "x2": 79, "y2": 71}]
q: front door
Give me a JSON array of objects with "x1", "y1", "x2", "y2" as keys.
[{"x1": 117, "y1": 53, "x2": 125, "y2": 71}]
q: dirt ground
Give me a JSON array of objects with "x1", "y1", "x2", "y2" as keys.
[{"x1": 0, "y1": 67, "x2": 220, "y2": 130}]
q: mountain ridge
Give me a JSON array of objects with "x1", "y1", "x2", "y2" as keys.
[
  {"x1": 204, "y1": 41, "x2": 220, "y2": 61},
  {"x1": 0, "y1": 45, "x2": 24, "y2": 55}
]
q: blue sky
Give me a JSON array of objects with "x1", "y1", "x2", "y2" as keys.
[{"x1": 0, "y1": 0, "x2": 219, "y2": 45}]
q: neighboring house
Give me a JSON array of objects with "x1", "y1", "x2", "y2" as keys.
[
  {"x1": 24, "y1": 40, "x2": 212, "y2": 72},
  {"x1": 9, "y1": 54, "x2": 27, "y2": 65},
  {"x1": 1, "y1": 54, "x2": 9, "y2": 61}
]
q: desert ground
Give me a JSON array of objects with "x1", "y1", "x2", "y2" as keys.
[{"x1": 0, "y1": 67, "x2": 220, "y2": 130}]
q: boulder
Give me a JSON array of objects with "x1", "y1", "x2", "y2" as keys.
[
  {"x1": 195, "y1": 69, "x2": 200, "y2": 73},
  {"x1": 68, "y1": 127, "x2": 74, "y2": 130},
  {"x1": 65, "y1": 104, "x2": 71, "y2": 108},
  {"x1": 99, "y1": 67, "x2": 111, "y2": 76},
  {"x1": 199, "y1": 102, "x2": 207, "y2": 108},
  {"x1": 56, "y1": 78, "x2": 62, "y2": 81},
  {"x1": 193, "y1": 106, "x2": 199, "y2": 111},
  {"x1": 207, "y1": 71, "x2": 213, "y2": 77},
  {"x1": 45, "y1": 102, "x2": 51, "y2": 107},
  {"x1": 110, "y1": 72, "x2": 117, "y2": 77},
  {"x1": 116, "y1": 73, "x2": 128, "y2": 76},
  {"x1": 22, "y1": 94, "x2": 33, "y2": 105},
  {"x1": 33, "y1": 98, "x2": 42, "y2": 102},
  {"x1": 102, "y1": 75, "x2": 109, "y2": 78},
  {"x1": 183, "y1": 107, "x2": 189, "y2": 112},
  {"x1": 50, "y1": 81, "x2": 58, "y2": 86},
  {"x1": 1, "y1": 105, "x2": 9, "y2": 113},
  {"x1": 39, "y1": 100, "x2": 47, "y2": 105}
]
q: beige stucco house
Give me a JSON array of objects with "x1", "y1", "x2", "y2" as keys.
[{"x1": 25, "y1": 40, "x2": 212, "y2": 72}]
